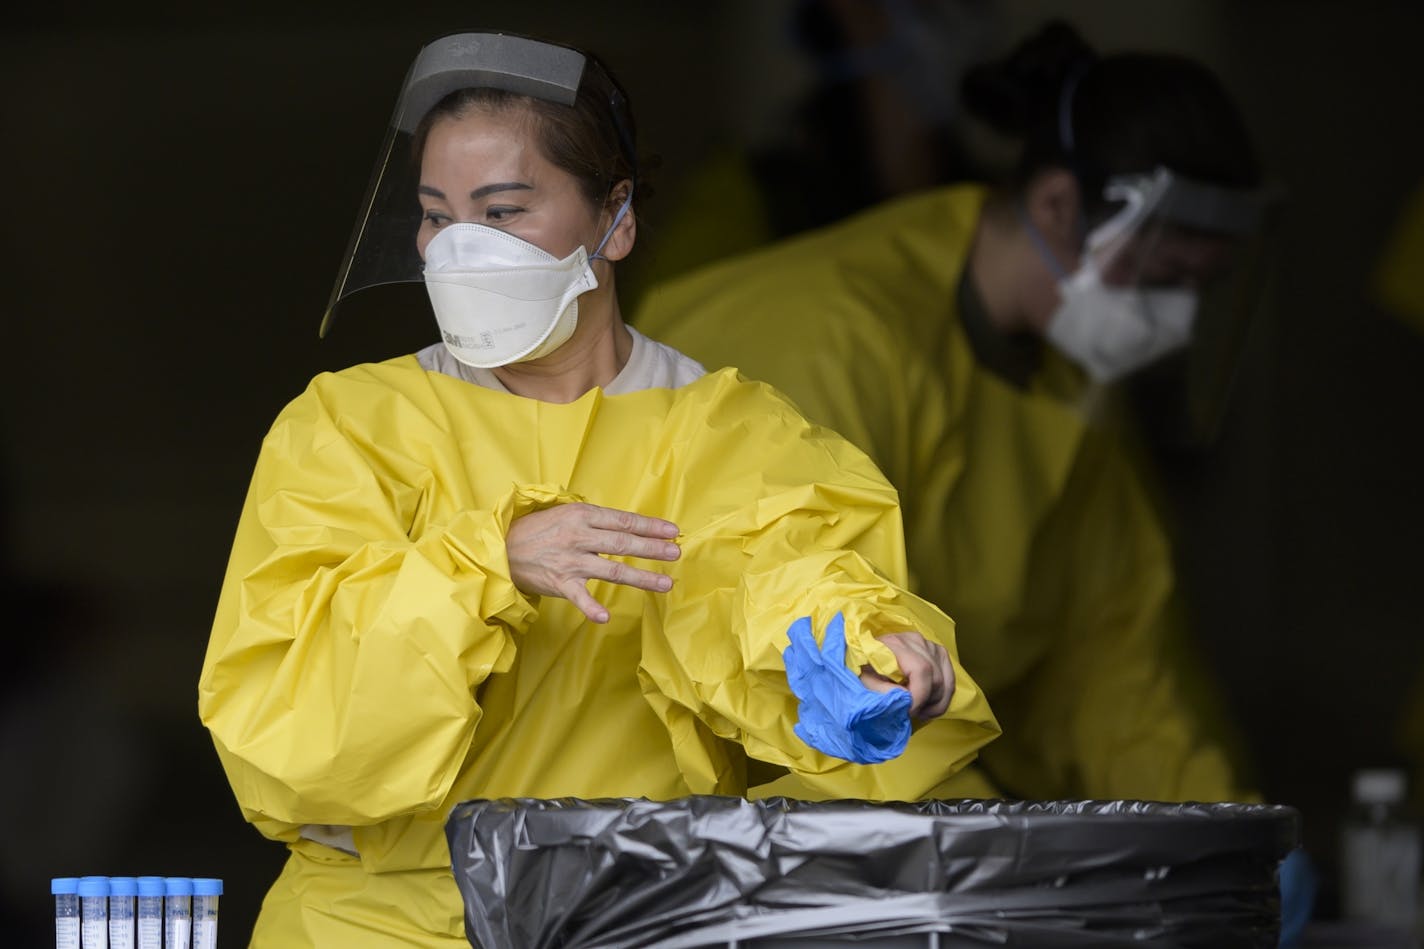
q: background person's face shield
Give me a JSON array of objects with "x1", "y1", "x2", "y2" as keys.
[
  {"x1": 1084, "y1": 167, "x2": 1267, "y2": 307},
  {"x1": 317, "y1": 33, "x2": 589, "y2": 338},
  {"x1": 1081, "y1": 167, "x2": 1278, "y2": 446}
]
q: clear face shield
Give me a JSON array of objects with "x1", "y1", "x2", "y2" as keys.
[
  {"x1": 318, "y1": 33, "x2": 619, "y2": 356},
  {"x1": 1048, "y1": 167, "x2": 1278, "y2": 445}
]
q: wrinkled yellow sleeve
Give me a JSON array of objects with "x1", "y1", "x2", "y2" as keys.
[
  {"x1": 636, "y1": 376, "x2": 999, "y2": 801},
  {"x1": 198, "y1": 376, "x2": 538, "y2": 830}
]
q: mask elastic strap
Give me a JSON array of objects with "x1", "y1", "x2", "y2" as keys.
[
  {"x1": 590, "y1": 187, "x2": 634, "y2": 262},
  {"x1": 1017, "y1": 202, "x2": 1072, "y2": 281}
]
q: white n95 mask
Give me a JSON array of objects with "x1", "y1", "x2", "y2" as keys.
[
  {"x1": 422, "y1": 224, "x2": 599, "y2": 368},
  {"x1": 1045, "y1": 264, "x2": 1198, "y2": 384}
]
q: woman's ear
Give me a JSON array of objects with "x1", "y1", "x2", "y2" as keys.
[
  {"x1": 597, "y1": 180, "x2": 637, "y2": 262},
  {"x1": 1023, "y1": 167, "x2": 1083, "y2": 250}
]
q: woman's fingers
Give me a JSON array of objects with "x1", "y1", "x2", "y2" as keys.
[
  {"x1": 582, "y1": 504, "x2": 680, "y2": 540},
  {"x1": 586, "y1": 527, "x2": 682, "y2": 562},
  {"x1": 871, "y1": 632, "x2": 956, "y2": 719},
  {"x1": 507, "y1": 503, "x2": 681, "y2": 622},
  {"x1": 560, "y1": 578, "x2": 612, "y2": 625},
  {"x1": 587, "y1": 553, "x2": 675, "y2": 593},
  {"x1": 858, "y1": 670, "x2": 901, "y2": 693}
]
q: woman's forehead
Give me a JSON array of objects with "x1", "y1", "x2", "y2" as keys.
[{"x1": 422, "y1": 108, "x2": 545, "y2": 177}]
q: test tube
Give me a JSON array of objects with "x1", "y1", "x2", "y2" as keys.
[
  {"x1": 163, "y1": 878, "x2": 192, "y2": 949},
  {"x1": 136, "y1": 878, "x2": 164, "y2": 949},
  {"x1": 108, "y1": 877, "x2": 137, "y2": 949},
  {"x1": 191, "y1": 880, "x2": 222, "y2": 949},
  {"x1": 79, "y1": 877, "x2": 110, "y2": 949},
  {"x1": 52, "y1": 877, "x2": 80, "y2": 949}
]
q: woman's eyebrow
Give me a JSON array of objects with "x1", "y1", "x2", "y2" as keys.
[
  {"x1": 417, "y1": 183, "x2": 534, "y2": 200},
  {"x1": 471, "y1": 182, "x2": 533, "y2": 199}
]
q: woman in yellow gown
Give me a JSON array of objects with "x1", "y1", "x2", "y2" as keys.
[{"x1": 198, "y1": 32, "x2": 997, "y2": 947}]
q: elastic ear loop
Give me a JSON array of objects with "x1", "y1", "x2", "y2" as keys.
[
  {"x1": 1017, "y1": 202, "x2": 1071, "y2": 280},
  {"x1": 590, "y1": 186, "x2": 634, "y2": 262}
]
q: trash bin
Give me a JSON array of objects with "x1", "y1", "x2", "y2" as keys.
[{"x1": 446, "y1": 796, "x2": 1299, "y2": 948}]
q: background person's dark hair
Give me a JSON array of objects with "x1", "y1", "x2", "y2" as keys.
[
  {"x1": 411, "y1": 50, "x2": 643, "y2": 219},
  {"x1": 961, "y1": 20, "x2": 1259, "y2": 216}
]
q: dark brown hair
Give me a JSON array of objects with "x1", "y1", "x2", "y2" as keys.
[{"x1": 962, "y1": 21, "x2": 1259, "y2": 212}]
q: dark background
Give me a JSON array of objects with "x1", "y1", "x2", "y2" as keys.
[{"x1": 2, "y1": 1, "x2": 1422, "y2": 943}]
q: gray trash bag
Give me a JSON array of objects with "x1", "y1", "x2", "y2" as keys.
[{"x1": 445, "y1": 796, "x2": 1299, "y2": 949}]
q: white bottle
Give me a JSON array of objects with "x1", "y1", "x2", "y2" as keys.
[{"x1": 1341, "y1": 768, "x2": 1421, "y2": 931}]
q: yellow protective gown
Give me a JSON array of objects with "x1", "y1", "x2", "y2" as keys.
[
  {"x1": 636, "y1": 184, "x2": 1252, "y2": 805},
  {"x1": 198, "y1": 361, "x2": 998, "y2": 947},
  {"x1": 1373, "y1": 179, "x2": 1424, "y2": 332}
]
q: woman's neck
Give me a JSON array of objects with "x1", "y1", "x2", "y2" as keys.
[{"x1": 491, "y1": 290, "x2": 633, "y2": 403}]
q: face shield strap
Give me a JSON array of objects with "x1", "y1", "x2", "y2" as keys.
[
  {"x1": 1056, "y1": 62, "x2": 1092, "y2": 159},
  {"x1": 606, "y1": 87, "x2": 638, "y2": 191}
]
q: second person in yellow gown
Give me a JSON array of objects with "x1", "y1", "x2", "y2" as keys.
[{"x1": 638, "y1": 22, "x2": 1269, "y2": 805}]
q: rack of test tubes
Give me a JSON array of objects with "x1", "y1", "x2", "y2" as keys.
[{"x1": 51, "y1": 876, "x2": 223, "y2": 949}]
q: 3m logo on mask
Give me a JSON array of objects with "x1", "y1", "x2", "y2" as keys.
[{"x1": 443, "y1": 329, "x2": 498, "y2": 351}]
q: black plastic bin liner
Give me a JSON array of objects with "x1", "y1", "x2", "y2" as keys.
[{"x1": 445, "y1": 796, "x2": 1299, "y2": 949}]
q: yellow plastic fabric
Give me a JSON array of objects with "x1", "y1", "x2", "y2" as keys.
[
  {"x1": 1372, "y1": 179, "x2": 1424, "y2": 332},
  {"x1": 636, "y1": 184, "x2": 1253, "y2": 806},
  {"x1": 198, "y1": 362, "x2": 998, "y2": 947}
]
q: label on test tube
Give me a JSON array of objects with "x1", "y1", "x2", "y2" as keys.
[
  {"x1": 192, "y1": 879, "x2": 222, "y2": 949},
  {"x1": 79, "y1": 877, "x2": 110, "y2": 949},
  {"x1": 136, "y1": 878, "x2": 164, "y2": 949},
  {"x1": 52, "y1": 877, "x2": 80, "y2": 949},
  {"x1": 164, "y1": 878, "x2": 192, "y2": 949},
  {"x1": 109, "y1": 877, "x2": 138, "y2": 949}
]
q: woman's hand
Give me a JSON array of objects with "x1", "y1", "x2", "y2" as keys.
[
  {"x1": 507, "y1": 503, "x2": 681, "y2": 623},
  {"x1": 860, "y1": 633, "x2": 954, "y2": 719}
]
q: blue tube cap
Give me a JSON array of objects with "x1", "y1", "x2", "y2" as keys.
[
  {"x1": 193, "y1": 878, "x2": 224, "y2": 896},
  {"x1": 137, "y1": 876, "x2": 166, "y2": 897},
  {"x1": 51, "y1": 877, "x2": 80, "y2": 895},
  {"x1": 164, "y1": 877, "x2": 193, "y2": 897},
  {"x1": 108, "y1": 877, "x2": 138, "y2": 897},
  {"x1": 78, "y1": 877, "x2": 111, "y2": 897}
]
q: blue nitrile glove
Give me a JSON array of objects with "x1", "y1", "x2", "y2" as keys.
[
  {"x1": 1277, "y1": 847, "x2": 1316, "y2": 948},
  {"x1": 782, "y1": 612, "x2": 913, "y2": 764}
]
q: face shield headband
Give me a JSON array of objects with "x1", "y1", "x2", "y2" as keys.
[{"x1": 318, "y1": 32, "x2": 638, "y2": 338}]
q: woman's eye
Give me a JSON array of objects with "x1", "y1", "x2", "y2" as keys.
[
  {"x1": 423, "y1": 211, "x2": 451, "y2": 228},
  {"x1": 486, "y1": 206, "x2": 522, "y2": 222}
]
